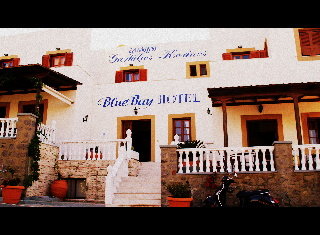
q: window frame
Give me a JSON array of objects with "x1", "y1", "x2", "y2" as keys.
[
  {"x1": 50, "y1": 53, "x2": 66, "y2": 67},
  {"x1": 173, "y1": 118, "x2": 192, "y2": 142},
  {"x1": 0, "y1": 102, "x2": 10, "y2": 118},
  {"x1": 293, "y1": 28, "x2": 320, "y2": 61},
  {"x1": 18, "y1": 99, "x2": 48, "y2": 124},
  {"x1": 186, "y1": 61, "x2": 210, "y2": 78},
  {"x1": 168, "y1": 113, "x2": 196, "y2": 144}
]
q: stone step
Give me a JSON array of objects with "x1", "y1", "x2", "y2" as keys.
[
  {"x1": 112, "y1": 198, "x2": 161, "y2": 206},
  {"x1": 114, "y1": 193, "x2": 161, "y2": 200},
  {"x1": 119, "y1": 181, "x2": 160, "y2": 188},
  {"x1": 121, "y1": 177, "x2": 160, "y2": 184},
  {"x1": 117, "y1": 187, "x2": 161, "y2": 194}
]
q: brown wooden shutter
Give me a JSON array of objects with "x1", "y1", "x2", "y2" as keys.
[
  {"x1": 250, "y1": 51, "x2": 260, "y2": 58},
  {"x1": 64, "y1": 52, "x2": 73, "y2": 66},
  {"x1": 222, "y1": 53, "x2": 232, "y2": 60},
  {"x1": 139, "y1": 69, "x2": 147, "y2": 81},
  {"x1": 311, "y1": 30, "x2": 320, "y2": 55},
  {"x1": 12, "y1": 58, "x2": 20, "y2": 67},
  {"x1": 42, "y1": 55, "x2": 50, "y2": 67},
  {"x1": 258, "y1": 50, "x2": 267, "y2": 58},
  {"x1": 299, "y1": 30, "x2": 312, "y2": 56},
  {"x1": 115, "y1": 71, "x2": 124, "y2": 83}
]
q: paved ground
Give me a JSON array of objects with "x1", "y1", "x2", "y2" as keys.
[{"x1": 0, "y1": 197, "x2": 105, "y2": 207}]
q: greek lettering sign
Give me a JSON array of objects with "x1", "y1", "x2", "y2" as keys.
[{"x1": 108, "y1": 46, "x2": 207, "y2": 63}]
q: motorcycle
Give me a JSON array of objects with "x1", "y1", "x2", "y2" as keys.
[{"x1": 203, "y1": 173, "x2": 280, "y2": 207}]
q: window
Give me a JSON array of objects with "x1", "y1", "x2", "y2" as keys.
[
  {"x1": 115, "y1": 67, "x2": 147, "y2": 83},
  {"x1": 298, "y1": 28, "x2": 320, "y2": 56},
  {"x1": 173, "y1": 118, "x2": 191, "y2": 142},
  {"x1": 42, "y1": 50, "x2": 73, "y2": 68},
  {"x1": 0, "y1": 57, "x2": 20, "y2": 68},
  {"x1": 18, "y1": 100, "x2": 48, "y2": 124},
  {"x1": 307, "y1": 118, "x2": 320, "y2": 144},
  {"x1": 0, "y1": 103, "x2": 9, "y2": 118},
  {"x1": 186, "y1": 61, "x2": 210, "y2": 78},
  {"x1": 222, "y1": 40, "x2": 268, "y2": 60},
  {"x1": 51, "y1": 54, "x2": 66, "y2": 67}
]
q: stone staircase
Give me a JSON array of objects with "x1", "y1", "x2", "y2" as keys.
[{"x1": 109, "y1": 162, "x2": 161, "y2": 207}]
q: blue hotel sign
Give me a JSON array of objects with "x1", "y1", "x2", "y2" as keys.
[
  {"x1": 108, "y1": 46, "x2": 207, "y2": 63},
  {"x1": 97, "y1": 94, "x2": 200, "y2": 108}
]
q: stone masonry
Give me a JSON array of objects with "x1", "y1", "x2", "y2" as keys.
[
  {"x1": 0, "y1": 113, "x2": 37, "y2": 185},
  {"x1": 161, "y1": 142, "x2": 320, "y2": 207}
]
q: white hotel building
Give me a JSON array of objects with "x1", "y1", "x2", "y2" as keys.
[{"x1": 0, "y1": 28, "x2": 320, "y2": 163}]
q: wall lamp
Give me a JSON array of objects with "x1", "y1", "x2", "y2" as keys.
[
  {"x1": 134, "y1": 107, "x2": 138, "y2": 115},
  {"x1": 258, "y1": 104, "x2": 264, "y2": 113},
  {"x1": 207, "y1": 108, "x2": 213, "y2": 115},
  {"x1": 83, "y1": 115, "x2": 88, "y2": 122}
]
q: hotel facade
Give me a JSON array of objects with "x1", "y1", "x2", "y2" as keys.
[{"x1": 1, "y1": 28, "x2": 320, "y2": 206}]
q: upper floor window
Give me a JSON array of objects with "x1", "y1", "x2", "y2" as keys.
[
  {"x1": 298, "y1": 28, "x2": 320, "y2": 56},
  {"x1": 42, "y1": 49, "x2": 73, "y2": 68},
  {"x1": 0, "y1": 55, "x2": 20, "y2": 68},
  {"x1": 115, "y1": 65, "x2": 147, "y2": 83},
  {"x1": 222, "y1": 40, "x2": 269, "y2": 60},
  {"x1": 186, "y1": 61, "x2": 210, "y2": 78}
]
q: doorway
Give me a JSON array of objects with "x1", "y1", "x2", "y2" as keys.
[
  {"x1": 122, "y1": 119, "x2": 152, "y2": 162},
  {"x1": 246, "y1": 119, "x2": 278, "y2": 146}
]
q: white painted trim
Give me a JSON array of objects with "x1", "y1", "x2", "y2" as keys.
[{"x1": 42, "y1": 84, "x2": 74, "y2": 105}]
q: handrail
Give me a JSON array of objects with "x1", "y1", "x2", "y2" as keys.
[{"x1": 177, "y1": 146, "x2": 275, "y2": 174}]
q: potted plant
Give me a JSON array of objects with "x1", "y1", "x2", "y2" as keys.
[
  {"x1": 50, "y1": 162, "x2": 68, "y2": 200},
  {"x1": 166, "y1": 181, "x2": 193, "y2": 207},
  {"x1": 0, "y1": 166, "x2": 25, "y2": 204}
]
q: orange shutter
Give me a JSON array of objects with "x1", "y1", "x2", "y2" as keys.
[
  {"x1": 258, "y1": 50, "x2": 268, "y2": 58},
  {"x1": 139, "y1": 69, "x2": 147, "y2": 81},
  {"x1": 311, "y1": 30, "x2": 320, "y2": 55},
  {"x1": 64, "y1": 52, "x2": 73, "y2": 66},
  {"x1": 299, "y1": 30, "x2": 312, "y2": 56},
  {"x1": 115, "y1": 71, "x2": 124, "y2": 83},
  {"x1": 12, "y1": 58, "x2": 20, "y2": 67},
  {"x1": 222, "y1": 53, "x2": 232, "y2": 60},
  {"x1": 250, "y1": 51, "x2": 260, "y2": 58},
  {"x1": 42, "y1": 55, "x2": 50, "y2": 67}
]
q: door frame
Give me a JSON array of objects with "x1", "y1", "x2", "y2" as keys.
[
  {"x1": 117, "y1": 115, "x2": 155, "y2": 162},
  {"x1": 241, "y1": 114, "x2": 284, "y2": 147}
]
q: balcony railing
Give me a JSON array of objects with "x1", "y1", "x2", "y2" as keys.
[
  {"x1": 0, "y1": 118, "x2": 18, "y2": 138},
  {"x1": 292, "y1": 144, "x2": 320, "y2": 171},
  {"x1": 37, "y1": 121, "x2": 56, "y2": 145},
  {"x1": 177, "y1": 146, "x2": 275, "y2": 174}
]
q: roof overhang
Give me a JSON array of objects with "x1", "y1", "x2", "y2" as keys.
[
  {"x1": 0, "y1": 64, "x2": 82, "y2": 96},
  {"x1": 207, "y1": 82, "x2": 320, "y2": 107}
]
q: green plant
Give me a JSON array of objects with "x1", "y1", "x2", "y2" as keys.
[
  {"x1": 0, "y1": 166, "x2": 21, "y2": 186},
  {"x1": 177, "y1": 140, "x2": 205, "y2": 149},
  {"x1": 165, "y1": 181, "x2": 192, "y2": 198},
  {"x1": 23, "y1": 77, "x2": 43, "y2": 188}
]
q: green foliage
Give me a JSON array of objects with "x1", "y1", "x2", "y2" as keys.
[
  {"x1": 23, "y1": 77, "x2": 43, "y2": 188},
  {"x1": 0, "y1": 166, "x2": 21, "y2": 186},
  {"x1": 177, "y1": 140, "x2": 205, "y2": 149},
  {"x1": 165, "y1": 181, "x2": 192, "y2": 198}
]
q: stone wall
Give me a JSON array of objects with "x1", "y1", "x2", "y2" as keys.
[
  {"x1": 0, "y1": 113, "x2": 37, "y2": 185},
  {"x1": 161, "y1": 142, "x2": 320, "y2": 207},
  {"x1": 25, "y1": 143, "x2": 59, "y2": 197},
  {"x1": 57, "y1": 158, "x2": 140, "y2": 201}
]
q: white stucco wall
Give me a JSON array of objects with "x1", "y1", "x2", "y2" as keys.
[{"x1": 1, "y1": 28, "x2": 320, "y2": 162}]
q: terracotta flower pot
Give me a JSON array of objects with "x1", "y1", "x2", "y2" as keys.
[
  {"x1": 50, "y1": 180, "x2": 68, "y2": 199},
  {"x1": 0, "y1": 185, "x2": 25, "y2": 204},
  {"x1": 167, "y1": 196, "x2": 193, "y2": 207}
]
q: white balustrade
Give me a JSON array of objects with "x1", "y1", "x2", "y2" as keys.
[
  {"x1": 105, "y1": 129, "x2": 132, "y2": 205},
  {"x1": 37, "y1": 120, "x2": 56, "y2": 145},
  {"x1": 177, "y1": 146, "x2": 275, "y2": 174},
  {"x1": 292, "y1": 144, "x2": 320, "y2": 171},
  {"x1": 0, "y1": 118, "x2": 18, "y2": 138}
]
